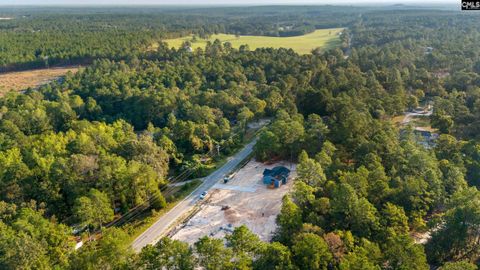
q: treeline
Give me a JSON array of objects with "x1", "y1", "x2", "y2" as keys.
[
  {"x1": 350, "y1": 10, "x2": 480, "y2": 142},
  {"x1": 1, "y1": 6, "x2": 480, "y2": 270},
  {"x1": 0, "y1": 92, "x2": 169, "y2": 221},
  {"x1": 251, "y1": 8, "x2": 480, "y2": 269},
  {"x1": 0, "y1": 43, "x2": 281, "y2": 228},
  {"x1": 0, "y1": 5, "x2": 360, "y2": 71},
  {"x1": 0, "y1": 14, "x2": 163, "y2": 72}
]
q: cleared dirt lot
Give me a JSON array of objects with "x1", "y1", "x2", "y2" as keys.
[
  {"x1": 0, "y1": 66, "x2": 80, "y2": 95},
  {"x1": 171, "y1": 159, "x2": 296, "y2": 244}
]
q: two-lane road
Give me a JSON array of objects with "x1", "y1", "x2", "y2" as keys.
[{"x1": 132, "y1": 139, "x2": 256, "y2": 252}]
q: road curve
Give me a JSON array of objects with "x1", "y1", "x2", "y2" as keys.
[{"x1": 131, "y1": 139, "x2": 257, "y2": 252}]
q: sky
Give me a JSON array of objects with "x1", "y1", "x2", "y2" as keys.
[{"x1": 0, "y1": 0, "x2": 457, "y2": 6}]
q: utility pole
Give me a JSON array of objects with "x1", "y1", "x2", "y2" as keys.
[{"x1": 216, "y1": 144, "x2": 220, "y2": 156}]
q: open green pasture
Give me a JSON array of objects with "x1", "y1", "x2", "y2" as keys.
[{"x1": 164, "y1": 28, "x2": 344, "y2": 55}]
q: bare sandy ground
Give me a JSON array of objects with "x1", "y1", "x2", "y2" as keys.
[{"x1": 171, "y1": 159, "x2": 296, "y2": 244}]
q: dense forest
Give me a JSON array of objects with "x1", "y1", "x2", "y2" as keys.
[
  {"x1": 1, "y1": 4, "x2": 480, "y2": 270},
  {"x1": 0, "y1": 5, "x2": 360, "y2": 71}
]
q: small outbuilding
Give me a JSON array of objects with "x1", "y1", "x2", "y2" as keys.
[{"x1": 262, "y1": 166, "x2": 290, "y2": 188}]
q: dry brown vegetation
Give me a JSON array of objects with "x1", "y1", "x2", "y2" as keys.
[{"x1": 0, "y1": 67, "x2": 81, "y2": 95}]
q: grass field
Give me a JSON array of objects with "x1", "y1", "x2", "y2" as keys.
[
  {"x1": 0, "y1": 66, "x2": 81, "y2": 95},
  {"x1": 164, "y1": 28, "x2": 344, "y2": 55}
]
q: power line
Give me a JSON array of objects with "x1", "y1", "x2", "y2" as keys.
[
  {"x1": 103, "y1": 121, "x2": 267, "y2": 229},
  {"x1": 107, "y1": 140, "x2": 229, "y2": 227}
]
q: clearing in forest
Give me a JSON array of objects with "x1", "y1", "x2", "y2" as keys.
[
  {"x1": 392, "y1": 104, "x2": 436, "y2": 132},
  {"x1": 170, "y1": 159, "x2": 296, "y2": 244},
  {"x1": 0, "y1": 66, "x2": 81, "y2": 95},
  {"x1": 164, "y1": 28, "x2": 344, "y2": 55}
]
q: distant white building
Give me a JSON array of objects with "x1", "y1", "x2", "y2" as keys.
[{"x1": 424, "y1": 46, "x2": 433, "y2": 54}]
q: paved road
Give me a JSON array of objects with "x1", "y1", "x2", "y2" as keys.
[{"x1": 131, "y1": 139, "x2": 257, "y2": 252}]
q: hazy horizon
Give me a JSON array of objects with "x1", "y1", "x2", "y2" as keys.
[{"x1": 0, "y1": 0, "x2": 458, "y2": 7}]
